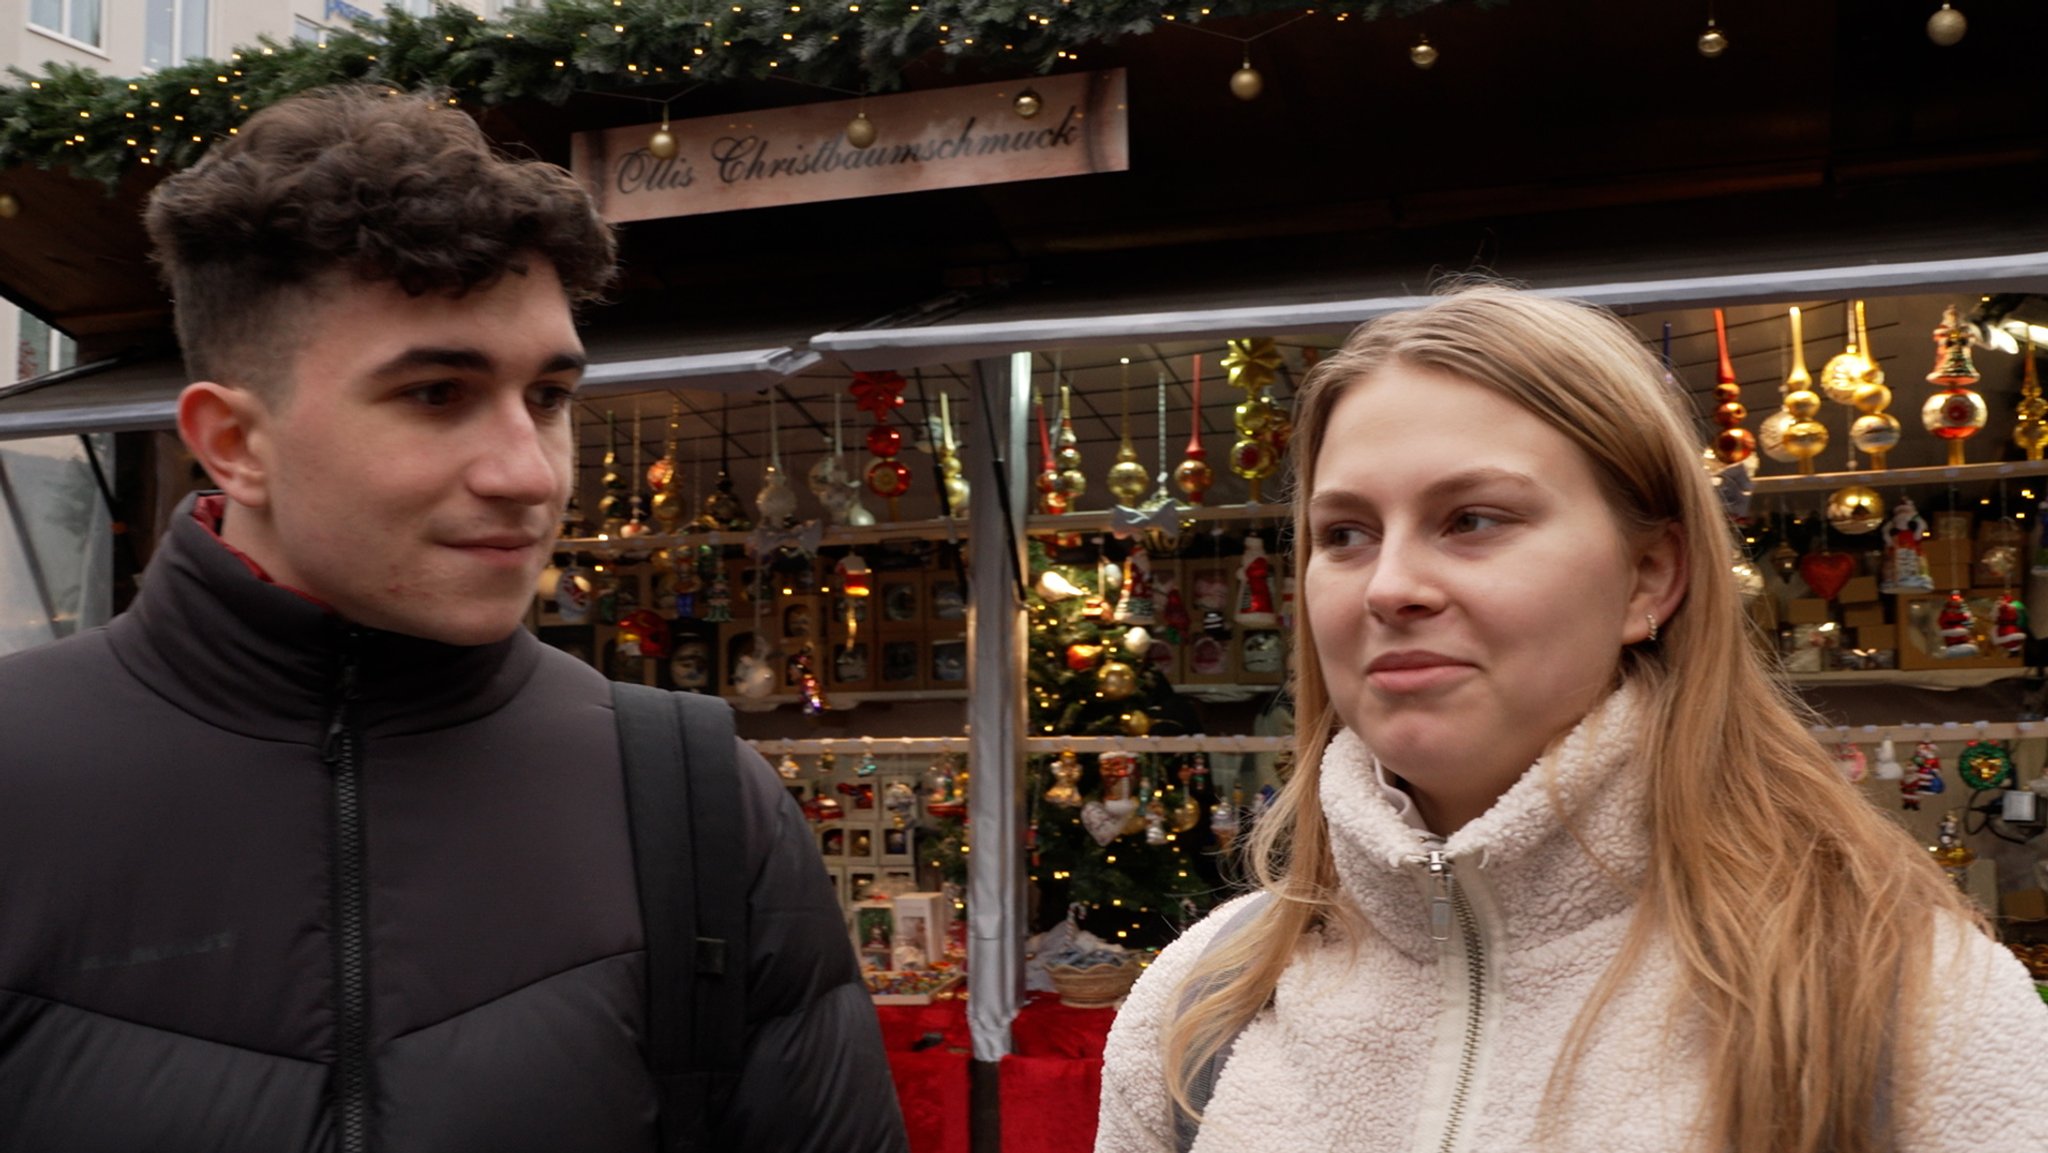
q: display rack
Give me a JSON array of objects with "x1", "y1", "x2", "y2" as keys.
[
  {"x1": 1751, "y1": 459, "x2": 2048, "y2": 496},
  {"x1": 745, "y1": 734, "x2": 1294, "y2": 755},
  {"x1": 1809, "y1": 720, "x2": 2048, "y2": 744}
]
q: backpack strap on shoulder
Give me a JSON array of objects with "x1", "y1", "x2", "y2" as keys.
[
  {"x1": 1173, "y1": 891, "x2": 1274, "y2": 1153},
  {"x1": 613, "y1": 682, "x2": 749, "y2": 1153}
]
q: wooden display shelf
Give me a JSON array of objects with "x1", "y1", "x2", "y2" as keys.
[
  {"x1": 556, "y1": 517, "x2": 969, "y2": 555},
  {"x1": 1750, "y1": 459, "x2": 2048, "y2": 496},
  {"x1": 1786, "y1": 667, "x2": 2032, "y2": 689},
  {"x1": 1026, "y1": 502, "x2": 1288, "y2": 535},
  {"x1": 728, "y1": 688, "x2": 969, "y2": 713}
]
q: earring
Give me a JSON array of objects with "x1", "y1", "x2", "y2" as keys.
[{"x1": 1646, "y1": 612, "x2": 1660, "y2": 642}]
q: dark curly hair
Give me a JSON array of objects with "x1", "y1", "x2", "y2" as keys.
[{"x1": 145, "y1": 85, "x2": 616, "y2": 393}]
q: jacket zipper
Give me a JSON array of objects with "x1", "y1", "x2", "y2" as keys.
[
  {"x1": 323, "y1": 634, "x2": 371, "y2": 1153},
  {"x1": 1414, "y1": 847, "x2": 1488, "y2": 1153}
]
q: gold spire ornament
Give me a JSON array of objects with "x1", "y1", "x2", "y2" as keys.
[
  {"x1": 1055, "y1": 383, "x2": 1087, "y2": 503},
  {"x1": 1773, "y1": 307, "x2": 1827, "y2": 473},
  {"x1": 1920, "y1": 304, "x2": 1988, "y2": 467},
  {"x1": 1223, "y1": 338, "x2": 1289, "y2": 501},
  {"x1": 1821, "y1": 299, "x2": 1879, "y2": 404},
  {"x1": 620, "y1": 410, "x2": 653, "y2": 538},
  {"x1": 599, "y1": 411, "x2": 629, "y2": 535},
  {"x1": 1844, "y1": 301, "x2": 1901, "y2": 468},
  {"x1": 2014, "y1": 338, "x2": 2048, "y2": 461},
  {"x1": 1107, "y1": 360, "x2": 1152, "y2": 506},
  {"x1": 936, "y1": 390, "x2": 970, "y2": 519},
  {"x1": 649, "y1": 397, "x2": 686, "y2": 534}
]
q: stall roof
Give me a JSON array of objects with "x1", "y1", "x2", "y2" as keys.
[
  {"x1": 0, "y1": 319, "x2": 833, "y2": 443},
  {"x1": 813, "y1": 230, "x2": 2048, "y2": 371}
]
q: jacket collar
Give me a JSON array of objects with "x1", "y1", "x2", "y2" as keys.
[
  {"x1": 1319, "y1": 684, "x2": 1650, "y2": 961},
  {"x1": 108, "y1": 492, "x2": 543, "y2": 744}
]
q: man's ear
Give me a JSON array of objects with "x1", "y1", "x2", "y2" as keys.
[
  {"x1": 177, "y1": 382, "x2": 272, "y2": 509},
  {"x1": 1625, "y1": 522, "x2": 1688, "y2": 644}
]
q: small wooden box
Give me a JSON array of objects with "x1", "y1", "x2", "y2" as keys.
[
  {"x1": 1842, "y1": 603, "x2": 1888, "y2": 630},
  {"x1": 878, "y1": 637, "x2": 926, "y2": 691},
  {"x1": 876, "y1": 571, "x2": 927, "y2": 636},
  {"x1": 926, "y1": 573, "x2": 969, "y2": 630},
  {"x1": 776, "y1": 596, "x2": 824, "y2": 644},
  {"x1": 1234, "y1": 629, "x2": 1287, "y2": 684},
  {"x1": 826, "y1": 637, "x2": 877, "y2": 692},
  {"x1": 1894, "y1": 591, "x2": 2024, "y2": 671},
  {"x1": 1838, "y1": 576, "x2": 1880, "y2": 605},
  {"x1": 1850, "y1": 623, "x2": 1897, "y2": 651},
  {"x1": 1786, "y1": 598, "x2": 1834, "y2": 625}
]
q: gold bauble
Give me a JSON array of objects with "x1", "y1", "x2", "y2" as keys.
[
  {"x1": 1055, "y1": 444, "x2": 1084, "y2": 473},
  {"x1": 1410, "y1": 39, "x2": 1438, "y2": 69},
  {"x1": 1821, "y1": 354, "x2": 1873, "y2": 405},
  {"x1": 648, "y1": 128, "x2": 678, "y2": 159},
  {"x1": 1783, "y1": 388, "x2": 1823, "y2": 420},
  {"x1": 1757, "y1": 409, "x2": 1799, "y2": 463},
  {"x1": 1058, "y1": 468, "x2": 1088, "y2": 500},
  {"x1": 649, "y1": 547, "x2": 678, "y2": 576},
  {"x1": 1825, "y1": 486, "x2": 1885, "y2": 535},
  {"x1": 1783, "y1": 419, "x2": 1829, "y2": 461},
  {"x1": 1107, "y1": 457, "x2": 1152, "y2": 506},
  {"x1": 1097, "y1": 659, "x2": 1138, "y2": 700},
  {"x1": 0, "y1": 192, "x2": 18, "y2": 219},
  {"x1": 651, "y1": 489, "x2": 686, "y2": 530},
  {"x1": 1014, "y1": 88, "x2": 1043, "y2": 118},
  {"x1": 1697, "y1": 25, "x2": 1728, "y2": 57},
  {"x1": 1234, "y1": 398, "x2": 1277, "y2": 437},
  {"x1": 1927, "y1": 4, "x2": 1967, "y2": 46},
  {"x1": 1174, "y1": 457, "x2": 1215, "y2": 501},
  {"x1": 846, "y1": 112, "x2": 877, "y2": 150},
  {"x1": 1849, "y1": 413, "x2": 1902, "y2": 462},
  {"x1": 1120, "y1": 710, "x2": 1152, "y2": 737},
  {"x1": 1850, "y1": 382, "x2": 1891, "y2": 414},
  {"x1": 1230, "y1": 65, "x2": 1263, "y2": 101}
]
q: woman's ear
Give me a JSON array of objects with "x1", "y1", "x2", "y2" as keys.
[
  {"x1": 1625, "y1": 522, "x2": 1688, "y2": 644},
  {"x1": 176, "y1": 382, "x2": 271, "y2": 509}
]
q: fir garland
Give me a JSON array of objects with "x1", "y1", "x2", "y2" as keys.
[{"x1": 0, "y1": 0, "x2": 1486, "y2": 185}]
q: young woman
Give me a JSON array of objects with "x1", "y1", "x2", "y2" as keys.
[{"x1": 1095, "y1": 288, "x2": 2048, "y2": 1153}]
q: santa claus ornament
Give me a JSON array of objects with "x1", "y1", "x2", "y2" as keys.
[
  {"x1": 1114, "y1": 546, "x2": 1158, "y2": 626},
  {"x1": 1934, "y1": 592, "x2": 1980, "y2": 659},
  {"x1": 1901, "y1": 741, "x2": 1945, "y2": 810},
  {"x1": 1235, "y1": 537, "x2": 1279, "y2": 628}
]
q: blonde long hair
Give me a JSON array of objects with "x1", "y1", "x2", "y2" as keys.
[{"x1": 1163, "y1": 286, "x2": 1983, "y2": 1152}]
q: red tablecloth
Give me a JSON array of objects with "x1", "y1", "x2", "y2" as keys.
[
  {"x1": 877, "y1": 999, "x2": 972, "y2": 1153},
  {"x1": 875, "y1": 991, "x2": 1119, "y2": 1153}
]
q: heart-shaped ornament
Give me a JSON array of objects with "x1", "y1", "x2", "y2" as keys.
[
  {"x1": 1798, "y1": 550, "x2": 1856, "y2": 602},
  {"x1": 1081, "y1": 801, "x2": 1125, "y2": 846}
]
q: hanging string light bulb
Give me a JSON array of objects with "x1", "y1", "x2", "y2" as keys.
[
  {"x1": 1174, "y1": 352, "x2": 1214, "y2": 504},
  {"x1": 1107, "y1": 358, "x2": 1152, "y2": 508},
  {"x1": 2013, "y1": 337, "x2": 2048, "y2": 461},
  {"x1": 1922, "y1": 304, "x2": 1988, "y2": 466},
  {"x1": 1927, "y1": 3, "x2": 1967, "y2": 46}
]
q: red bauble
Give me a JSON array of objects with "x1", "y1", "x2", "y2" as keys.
[
  {"x1": 1713, "y1": 382, "x2": 1742, "y2": 404},
  {"x1": 865, "y1": 458, "x2": 911, "y2": 498},
  {"x1": 1715, "y1": 400, "x2": 1748, "y2": 426},
  {"x1": 1714, "y1": 428, "x2": 1756, "y2": 463},
  {"x1": 1065, "y1": 642, "x2": 1103, "y2": 671},
  {"x1": 865, "y1": 424, "x2": 903, "y2": 458}
]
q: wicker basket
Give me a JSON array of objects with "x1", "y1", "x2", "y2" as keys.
[{"x1": 1047, "y1": 959, "x2": 1141, "y2": 1008}]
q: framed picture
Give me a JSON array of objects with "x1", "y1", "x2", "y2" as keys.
[
  {"x1": 844, "y1": 825, "x2": 878, "y2": 863},
  {"x1": 879, "y1": 639, "x2": 924, "y2": 690},
  {"x1": 929, "y1": 575, "x2": 967, "y2": 623},
  {"x1": 929, "y1": 638, "x2": 968, "y2": 686},
  {"x1": 828, "y1": 639, "x2": 876, "y2": 691},
  {"x1": 877, "y1": 572, "x2": 924, "y2": 634},
  {"x1": 880, "y1": 825, "x2": 914, "y2": 864},
  {"x1": 780, "y1": 597, "x2": 821, "y2": 640},
  {"x1": 848, "y1": 870, "x2": 879, "y2": 903},
  {"x1": 818, "y1": 825, "x2": 846, "y2": 860},
  {"x1": 892, "y1": 892, "x2": 949, "y2": 970},
  {"x1": 853, "y1": 901, "x2": 895, "y2": 971}
]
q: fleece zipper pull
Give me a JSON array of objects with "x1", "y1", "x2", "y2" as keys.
[{"x1": 1422, "y1": 848, "x2": 1454, "y2": 942}]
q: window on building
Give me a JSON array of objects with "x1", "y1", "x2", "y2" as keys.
[
  {"x1": 28, "y1": 0, "x2": 103, "y2": 49},
  {"x1": 15, "y1": 313, "x2": 77, "y2": 383},
  {"x1": 292, "y1": 16, "x2": 329, "y2": 44},
  {"x1": 144, "y1": 0, "x2": 209, "y2": 70}
]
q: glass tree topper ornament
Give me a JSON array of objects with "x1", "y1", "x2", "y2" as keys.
[
  {"x1": 1174, "y1": 352, "x2": 1215, "y2": 504},
  {"x1": 1223, "y1": 337, "x2": 1289, "y2": 502},
  {"x1": 1710, "y1": 308, "x2": 1761, "y2": 467},
  {"x1": 1054, "y1": 383, "x2": 1087, "y2": 502},
  {"x1": 1773, "y1": 307, "x2": 1826, "y2": 473},
  {"x1": 935, "y1": 390, "x2": 970, "y2": 519},
  {"x1": 1920, "y1": 305, "x2": 1987, "y2": 467},
  {"x1": 2013, "y1": 338, "x2": 2048, "y2": 461},
  {"x1": 1107, "y1": 359, "x2": 1152, "y2": 507}
]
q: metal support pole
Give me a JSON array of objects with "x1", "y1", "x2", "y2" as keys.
[{"x1": 964, "y1": 352, "x2": 1030, "y2": 1062}]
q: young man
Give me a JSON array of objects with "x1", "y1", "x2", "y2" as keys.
[{"x1": 0, "y1": 87, "x2": 907, "y2": 1152}]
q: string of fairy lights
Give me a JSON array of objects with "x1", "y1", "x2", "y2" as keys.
[{"x1": 0, "y1": 0, "x2": 1987, "y2": 211}]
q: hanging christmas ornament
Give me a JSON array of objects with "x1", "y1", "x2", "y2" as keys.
[
  {"x1": 935, "y1": 389, "x2": 970, "y2": 519},
  {"x1": 1235, "y1": 536, "x2": 1280, "y2": 627},
  {"x1": 1881, "y1": 498, "x2": 1934, "y2": 594},
  {"x1": 810, "y1": 391, "x2": 874, "y2": 528},
  {"x1": 1929, "y1": 811, "x2": 1974, "y2": 889},
  {"x1": 1825, "y1": 485, "x2": 1884, "y2": 535},
  {"x1": 1013, "y1": 87, "x2": 1043, "y2": 118},
  {"x1": 1055, "y1": 383, "x2": 1088, "y2": 503},
  {"x1": 755, "y1": 388, "x2": 799, "y2": 527},
  {"x1": 2013, "y1": 338, "x2": 2048, "y2": 461},
  {"x1": 1119, "y1": 707, "x2": 1152, "y2": 736},
  {"x1": 1033, "y1": 385, "x2": 1069, "y2": 516},
  {"x1": 1223, "y1": 338, "x2": 1288, "y2": 501},
  {"x1": 1143, "y1": 788, "x2": 1169, "y2": 845},
  {"x1": 1934, "y1": 590, "x2": 1981, "y2": 658},
  {"x1": 1902, "y1": 741, "x2": 1945, "y2": 809},
  {"x1": 599, "y1": 411, "x2": 630, "y2": 535},
  {"x1": 1036, "y1": 568, "x2": 1086, "y2": 603},
  {"x1": 648, "y1": 103, "x2": 678, "y2": 159},
  {"x1": 1821, "y1": 299, "x2": 1878, "y2": 404},
  {"x1": 794, "y1": 647, "x2": 828, "y2": 716},
  {"x1": 1175, "y1": 352, "x2": 1215, "y2": 504},
  {"x1": 1921, "y1": 305, "x2": 1988, "y2": 466},
  {"x1": 777, "y1": 753, "x2": 803, "y2": 781},
  {"x1": 1697, "y1": 17, "x2": 1728, "y2": 57},
  {"x1": 1691, "y1": 315, "x2": 1749, "y2": 470},
  {"x1": 1107, "y1": 360, "x2": 1153, "y2": 507},
  {"x1": 1230, "y1": 52, "x2": 1263, "y2": 101},
  {"x1": 1044, "y1": 750, "x2": 1083, "y2": 807},
  {"x1": 1113, "y1": 546, "x2": 1158, "y2": 626},
  {"x1": 1873, "y1": 738, "x2": 1904, "y2": 781},
  {"x1": 846, "y1": 110, "x2": 877, "y2": 149},
  {"x1": 1096, "y1": 658, "x2": 1138, "y2": 700},
  {"x1": 858, "y1": 747, "x2": 881, "y2": 778},
  {"x1": 851, "y1": 370, "x2": 912, "y2": 516},
  {"x1": 1798, "y1": 547, "x2": 1855, "y2": 602},
  {"x1": 1834, "y1": 742, "x2": 1868, "y2": 784},
  {"x1": 1410, "y1": 34, "x2": 1438, "y2": 69},
  {"x1": 0, "y1": 192, "x2": 19, "y2": 219},
  {"x1": 650, "y1": 397, "x2": 686, "y2": 534},
  {"x1": 1210, "y1": 785, "x2": 1241, "y2": 852},
  {"x1": 620, "y1": 409, "x2": 653, "y2": 538},
  {"x1": 734, "y1": 640, "x2": 777, "y2": 698},
  {"x1": 1957, "y1": 739, "x2": 2012, "y2": 789},
  {"x1": 1926, "y1": 3, "x2": 1967, "y2": 46},
  {"x1": 561, "y1": 406, "x2": 587, "y2": 538},
  {"x1": 695, "y1": 396, "x2": 751, "y2": 532},
  {"x1": 1993, "y1": 594, "x2": 2028, "y2": 656}
]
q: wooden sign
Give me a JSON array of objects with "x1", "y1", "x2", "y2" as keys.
[{"x1": 571, "y1": 70, "x2": 1128, "y2": 222}]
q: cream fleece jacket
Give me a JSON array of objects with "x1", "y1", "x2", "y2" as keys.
[{"x1": 1095, "y1": 688, "x2": 2048, "y2": 1153}]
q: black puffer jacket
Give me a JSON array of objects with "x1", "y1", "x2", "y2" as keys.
[{"x1": 0, "y1": 494, "x2": 907, "y2": 1153}]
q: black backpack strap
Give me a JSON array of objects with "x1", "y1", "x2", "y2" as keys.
[
  {"x1": 1172, "y1": 891, "x2": 1273, "y2": 1153},
  {"x1": 613, "y1": 683, "x2": 750, "y2": 1153}
]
